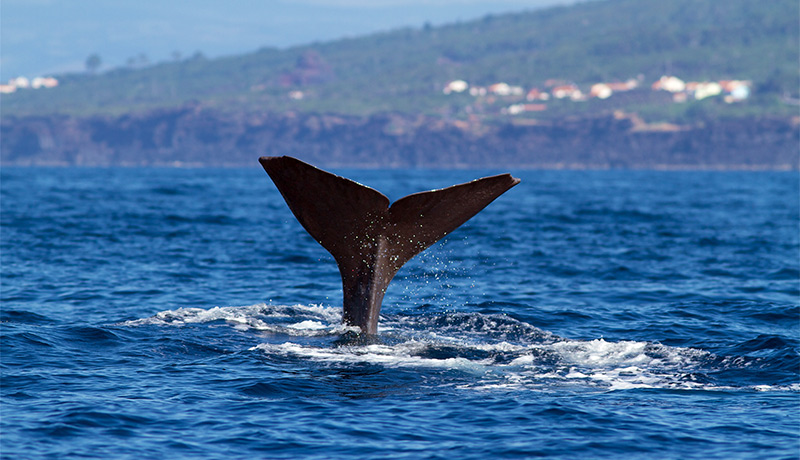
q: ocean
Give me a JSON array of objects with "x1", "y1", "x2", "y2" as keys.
[{"x1": 1, "y1": 166, "x2": 798, "y2": 459}]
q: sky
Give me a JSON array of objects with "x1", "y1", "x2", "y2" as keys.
[{"x1": 1, "y1": 0, "x2": 580, "y2": 81}]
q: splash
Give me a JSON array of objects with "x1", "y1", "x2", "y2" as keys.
[
  {"x1": 121, "y1": 303, "x2": 355, "y2": 336},
  {"x1": 121, "y1": 303, "x2": 794, "y2": 393}
]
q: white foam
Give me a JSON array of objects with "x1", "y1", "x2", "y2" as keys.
[
  {"x1": 287, "y1": 320, "x2": 328, "y2": 331},
  {"x1": 244, "y1": 330, "x2": 717, "y2": 391},
  {"x1": 500, "y1": 338, "x2": 714, "y2": 391},
  {"x1": 122, "y1": 306, "x2": 788, "y2": 393},
  {"x1": 251, "y1": 340, "x2": 488, "y2": 372},
  {"x1": 120, "y1": 303, "x2": 352, "y2": 336}
]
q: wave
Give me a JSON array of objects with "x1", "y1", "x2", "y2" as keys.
[
  {"x1": 121, "y1": 304, "x2": 799, "y2": 393},
  {"x1": 121, "y1": 303, "x2": 356, "y2": 336}
]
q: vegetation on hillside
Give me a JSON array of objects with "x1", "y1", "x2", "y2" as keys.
[{"x1": 3, "y1": 0, "x2": 797, "y2": 121}]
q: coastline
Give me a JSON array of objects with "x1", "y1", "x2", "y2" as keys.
[{"x1": 2, "y1": 108, "x2": 797, "y2": 170}]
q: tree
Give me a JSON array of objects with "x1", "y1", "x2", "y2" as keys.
[{"x1": 85, "y1": 54, "x2": 102, "y2": 74}]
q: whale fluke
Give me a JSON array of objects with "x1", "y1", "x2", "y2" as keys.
[{"x1": 259, "y1": 156, "x2": 520, "y2": 334}]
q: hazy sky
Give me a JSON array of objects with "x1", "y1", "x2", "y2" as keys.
[{"x1": 1, "y1": 0, "x2": 581, "y2": 81}]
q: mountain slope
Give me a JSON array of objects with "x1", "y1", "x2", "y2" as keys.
[{"x1": 2, "y1": 0, "x2": 797, "y2": 120}]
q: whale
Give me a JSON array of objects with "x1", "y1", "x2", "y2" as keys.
[{"x1": 259, "y1": 156, "x2": 520, "y2": 334}]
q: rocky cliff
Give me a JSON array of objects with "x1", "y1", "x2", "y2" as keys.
[{"x1": 2, "y1": 106, "x2": 797, "y2": 169}]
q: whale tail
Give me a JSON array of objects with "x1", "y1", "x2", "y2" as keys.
[{"x1": 259, "y1": 156, "x2": 520, "y2": 334}]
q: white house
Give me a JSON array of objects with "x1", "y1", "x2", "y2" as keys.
[
  {"x1": 488, "y1": 82, "x2": 512, "y2": 96},
  {"x1": 443, "y1": 80, "x2": 469, "y2": 94},
  {"x1": 590, "y1": 83, "x2": 613, "y2": 99},
  {"x1": 652, "y1": 76, "x2": 686, "y2": 93},
  {"x1": 693, "y1": 82, "x2": 722, "y2": 100},
  {"x1": 31, "y1": 77, "x2": 59, "y2": 89},
  {"x1": 12, "y1": 76, "x2": 30, "y2": 89}
]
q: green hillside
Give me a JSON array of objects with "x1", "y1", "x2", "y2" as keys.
[{"x1": 3, "y1": 0, "x2": 798, "y2": 121}]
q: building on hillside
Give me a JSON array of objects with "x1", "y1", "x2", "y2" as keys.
[
  {"x1": 652, "y1": 76, "x2": 685, "y2": 93},
  {"x1": 31, "y1": 77, "x2": 59, "y2": 89},
  {"x1": 552, "y1": 84, "x2": 584, "y2": 100},
  {"x1": 589, "y1": 79, "x2": 638, "y2": 100},
  {"x1": 505, "y1": 103, "x2": 547, "y2": 115},
  {"x1": 692, "y1": 81, "x2": 723, "y2": 100},
  {"x1": 488, "y1": 82, "x2": 510, "y2": 96},
  {"x1": 2, "y1": 76, "x2": 59, "y2": 93},
  {"x1": 443, "y1": 80, "x2": 469, "y2": 94},
  {"x1": 12, "y1": 76, "x2": 30, "y2": 89},
  {"x1": 590, "y1": 83, "x2": 613, "y2": 99},
  {"x1": 469, "y1": 86, "x2": 487, "y2": 96},
  {"x1": 721, "y1": 80, "x2": 751, "y2": 103},
  {"x1": 607, "y1": 79, "x2": 639, "y2": 91},
  {"x1": 526, "y1": 88, "x2": 550, "y2": 101}
]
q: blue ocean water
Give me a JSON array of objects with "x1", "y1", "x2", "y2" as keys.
[{"x1": 1, "y1": 166, "x2": 798, "y2": 460}]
